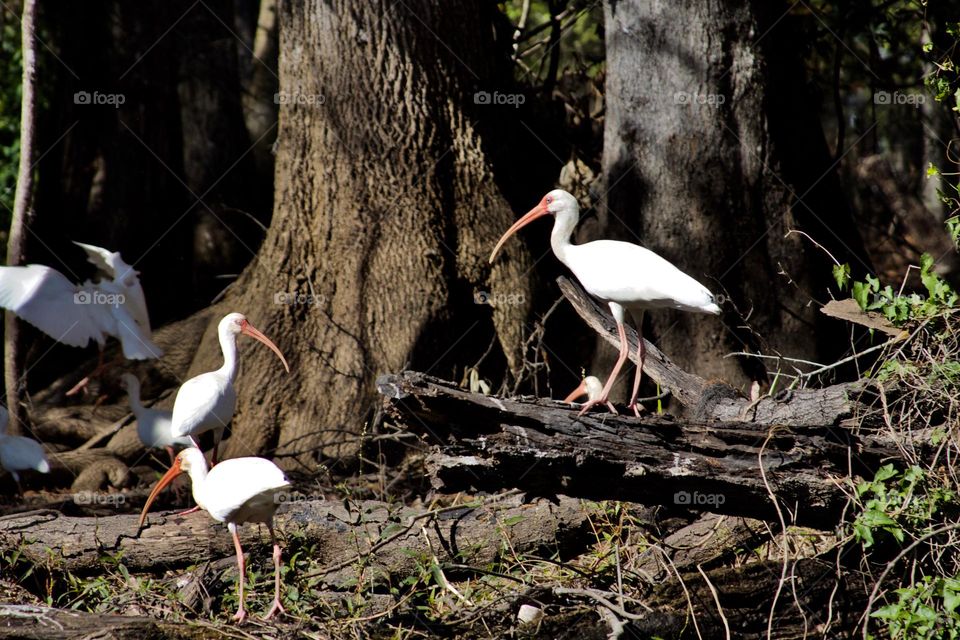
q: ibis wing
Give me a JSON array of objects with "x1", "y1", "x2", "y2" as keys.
[
  {"x1": 566, "y1": 241, "x2": 720, "y2": 313},
  {"x1": 136, "y1": 408, "x2": 191, "y2": 449},
  {"x1": 73, "y1": 242, "x2": 119, "y2": 278},
  {"x1": 170, "y1": 374, "x2": 234, "y2": 437},
  {"x1": 0, "y1": 265, "x2": 106, "y2": 347},
  {"x1": 110, "y1": 304, "x2": 163, "y2": 359},
  {"x1": 122, "y1": 281, "x2": 152, "y2": 333},
  {"x1": 0, "y1": 434, "x2": 50, "y2": 473},
  {"x1": 204, "y1": 457, "x2": 291, "y2": 523},
  {"x1": 74, "y1": 242, "x2": 153, "y2": 333}
]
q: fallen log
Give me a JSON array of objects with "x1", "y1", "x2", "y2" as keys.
[
  {"x1": 378, "y1": 371, "x2": 904, "y2": 529},
  {"x1": 0, "y1": 494, "x2": 593, "y2": 587}
]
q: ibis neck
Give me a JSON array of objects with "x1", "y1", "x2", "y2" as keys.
[
  {"x1": 550, "y1": 210, "x2": 580, "y2": 266},
  {"x1": 185, "y1": 464, "x2": 210, "y2": 506},
  {"x1": 127, "y1": 390, "x2": 144, "y2": 416},
  {"x1": 217, "y1": 330, "x2": 240, "y2": 381}
]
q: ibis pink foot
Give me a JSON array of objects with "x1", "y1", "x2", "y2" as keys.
[
  {"x1": 578, "y1": 315, "x2": 629, "y2": 417},
  {"x1": 176, "y1": 504, "x2": 202, "y2": 517}
]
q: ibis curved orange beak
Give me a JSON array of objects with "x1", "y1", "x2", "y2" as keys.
[
  {"x1": 489, "y1": 201, "x2": 550, "y2": 263},
  {"x1": 563, "y1": 380, "x2": 588, "y2": 403},
  {"x1": 138, "y1": 456, "x2": 183, "y2": 530},
  {"x1": 241, "y1": 322, "x2": 291, "y2": 373}
]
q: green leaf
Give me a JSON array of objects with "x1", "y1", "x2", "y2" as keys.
[
  {"x1": 853, "y1": 281, "x2": 871, "y2": 310},
  {"x1": 833, "y1": 263, "x2": 851, "y2": 290},
  {"x1": 945, "y1": 591, "x2": 960, "y2": 614},
  {"x1": 871, "y1": 604, "x2": 900, "y2": 619},
  {"x1": 875, "y1": 464, "x2": 898, "y2": 483}
]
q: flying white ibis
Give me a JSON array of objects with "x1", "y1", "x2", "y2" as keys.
[
  {"x1": 563, "y1": 375, "x2": 617, "y2": 414},
  {"x1": 74, "y1": 241, "x2": 152, "y2": 334},
  {"x1": 170, "y1": 313, "x2": 290, "y2": 464},
  {"x1": 0, "y1": 406, "x2": 50, "y2": 490},
  {"x1": 138, "y1": 447, "x2": 291, "y2": 623},
  {"x1": 490, "y1": 189, "x2": 721, "y2": 415},
  {"x1": 0, "y1": 264, "x2": 162, "y2": 361},
  {"x1": 121, "y1": 373, "x2": 192, "y2": 465}
]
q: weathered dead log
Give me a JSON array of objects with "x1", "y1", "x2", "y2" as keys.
[
  {"x1": 558, "y1": 276, "x2": 871, "y2": 425},
  {"x1": 0, "y1": 605, "x2": 200, "y2": 640},
  {"x1": 378, "y1": 371, "x2": 903, "y2": 529},
  {"x1": 0, "y1": 494, "x2": 593, "y2": 586},
  {"x1": 633, "y1": 557, "x2": 868, "y2": 639}
]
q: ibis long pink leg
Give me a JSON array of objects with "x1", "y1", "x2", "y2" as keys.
[
  {"x1": 627, "y1": 330, "x2": 647, "y2": 417},
  {"x1": 211, "y1": 427, "x2": 225, "y2": 466},
  {"x1": 263, "y1": 521, "x2": 285, "y2": 620},
  {"x1": 578, "y1": 319, "x2": 630, "y2": 416},
  {"x1": 66, "y1": 351, "x2": 112, "y2": 396},
  {"x1": 230, "y1": 523, "x2": 247, "y2": 623}
]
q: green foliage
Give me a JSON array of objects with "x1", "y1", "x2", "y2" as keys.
[
  {"x1": 0, "y1": 18, "x2": 22, "y2": 223},
  {"x1": 852, "y1": 465, "x2": 954, "y2": 549},
  {"x1": 501, "y1": 0, "x2": 604, "y2": 84},
  {"x1": 871, "y1": 575, "x2": 960, "y2": 640},
  {"x1": 840, "y1": 252, "x2": 957, "y2": 324}
]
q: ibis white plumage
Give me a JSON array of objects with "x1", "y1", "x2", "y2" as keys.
[
  {"x1": 491, "y1": 189, "x2": 720, "y2": 415},
  {"x1": 0, "y1": 264, "x2": 161, "y2": 360},
  {"x1": 170, "y1": 313, "x2": 290, "y2": 463},
  {"x1": 74, "y1": 241, "x2": 152, "y2": 334},
  {"x1": 121, "y1": 374, "x2": 192, "y2": 464},
  {"x1": 563, "y1": 375, "x2": 617, "y2": 414},
  {"x1": 0, "y1": 406, "x2": 50, "y2": 489},
  {"x1": 138, "y1": 447, "x2": 291, "y2": 622}
]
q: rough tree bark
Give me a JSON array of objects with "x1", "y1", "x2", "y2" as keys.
[
  {"x1": 199, "y1": 1, "x2": 543, "y2": 463},
  {"x1": 4, "y1": 0, "x2": 37, "y2": 434},
  {"x1": 599, "y1": 0, "x2": 870, "y2": 392}
]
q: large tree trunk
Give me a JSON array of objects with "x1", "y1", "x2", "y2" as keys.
[
  {"x1": 198, "y1": 1, "x2": 547, "y2": 464},
  {"x1": 599, "y1": 0, "x2": 870, "y2": 393}
]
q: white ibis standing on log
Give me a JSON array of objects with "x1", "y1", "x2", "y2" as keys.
[
  {"x1": 0, "y1": 406, "x2": 50, "y2": 491},
  {"x1": 563, "y1": 375, "x2": 617, "y2": 414},
  {"x1": 138, "y1": 447, "x2": 291, "y2": 623},
  {"x1": 490, "y1": 189, "x2": 721, "y2": 415},
  {"x1": 170, "y1": 313, "x2": 290, "y2": 464},
  {"x1": 121, "y1": 374, "x2": 192, "y2": 465}
]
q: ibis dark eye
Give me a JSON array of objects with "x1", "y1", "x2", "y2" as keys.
[{"x1": 545, "y1": 196, "x2": 553, "y2": 204}]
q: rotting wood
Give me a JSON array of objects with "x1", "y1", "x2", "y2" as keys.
[{"x1": 379, "y1": 370, "x2": 911, "y2": 529}]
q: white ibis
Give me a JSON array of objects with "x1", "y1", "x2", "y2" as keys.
[
  {"x1": 563, "y1": 375, "x2": 617, "y2": 414},
  {"x1": 121, "y1": 373, "x2": 192, "y2": 465},
  {"x1": 138, "y1": 447, "x2": 291, "y2": 623},
  {"x1": 0, "y1": 264, "x2": 162, "y2": 361},
  {"x1": 74, "y1": 241, "x2": 152, "y2": 334},
  {"x1": 170, "y1": 313, "x2": 290, "y2": 464},
  {"x1": 490, "y1": 189, "x2": 720, "y2": 415},
  {"x1": 0, "y1": 406, "x2": 50, "y2": 490}
]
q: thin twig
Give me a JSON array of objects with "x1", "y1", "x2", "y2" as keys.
[{"x1": 697, "y1": 564, "x2": 731, "y2": 640}]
